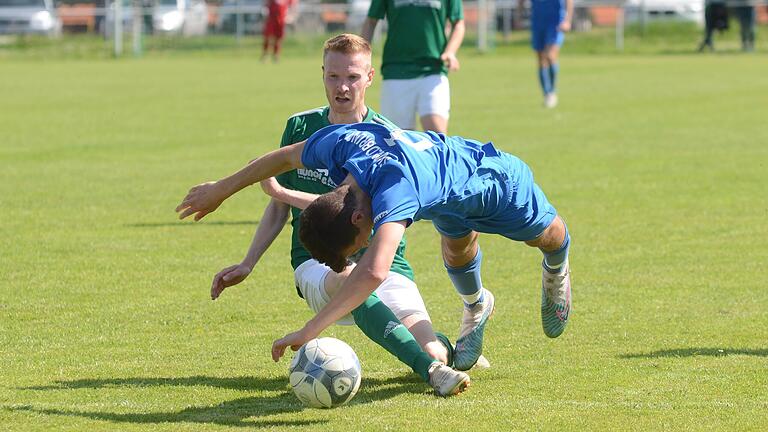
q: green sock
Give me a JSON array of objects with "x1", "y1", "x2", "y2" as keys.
[{"x1": 351, "y1": 293, "x2": 436, "y2": 382}]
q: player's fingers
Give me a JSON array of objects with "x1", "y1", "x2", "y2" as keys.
[
  {"x1": 193, "y1": 210, "x2": 208, "y2": 221},
  {"x1": 211, "y1": 273, "x2": 225, "y2": 299},
  {"x1": 272, "y1": 340, "x2": 287, "y2": 362},
  {"x1": 178, "y1": 208, "x2": 196, "y2": 220}
]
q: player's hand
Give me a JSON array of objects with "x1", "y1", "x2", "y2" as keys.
[
  {"x1": 559, "y1": 21, "x2": 572, "y2": 32},
  {"x1": 259, "y1": 177, "x2": 283, "y2": 200},
  {"x1": 440, "y1": 52, "x2": 460, "y2": 72},
  {"x1": 211, "y1": 263, "x2": 252, "y2": 300},
  {"x1": 175, "y1": 181, "x2": 224, "y2": 221},
  {"x1": 272, "y1": 327, "x2": 315, "y2": 362}
]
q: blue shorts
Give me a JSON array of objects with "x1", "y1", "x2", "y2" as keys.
[
  {"x1": 531, "y1": 21, "x2": 564, "y2": 52},
  {"x1": 431, "y1": 152, "x2": 557, "y2": 242}
]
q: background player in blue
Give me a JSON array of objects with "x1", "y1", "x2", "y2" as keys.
[
  {"x1": 176, "y1": 123, "x2": 572, "y2": 371},
  {"x1": 525, "y1": 0, "x2": 573, "y2": 108}
]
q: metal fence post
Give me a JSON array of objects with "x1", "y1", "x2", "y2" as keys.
[
  {"x1": 115, "y1": 0, "x2": 123, "y2": 56},
  {"x1": 132, "y1": 0, "x2": 143, "y2": 56}
]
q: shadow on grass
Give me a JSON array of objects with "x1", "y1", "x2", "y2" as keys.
[
  {"x1": 620, "y1": 347, "x2": 768, "y2": 359},
  {"x1": 9, "y1": 374, "x2": 425, "y2": 428},
  {"x1": 126, "y1": 221, "x2": 258, "y2": 228}
]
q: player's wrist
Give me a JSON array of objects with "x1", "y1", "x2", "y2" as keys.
[{"x1": 241, "y1": 258, "x2": 257, "y2": 272}]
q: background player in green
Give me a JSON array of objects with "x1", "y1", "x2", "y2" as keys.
[
  {"x1": 361, "y1": 0, "x2": 464, "y2": 134},
  {"x1": 202, "y1": 34, "x2": 469, "y2": 396}
]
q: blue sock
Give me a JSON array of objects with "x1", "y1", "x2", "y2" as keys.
[
  {"x1": 549, "y1": 62, "x2": 559, "y2": 93},
  {"x1": 538, "y1": 66, "x2": 552, "y2": 95},
  {"x1": 541, "y1": 225, "x2": 570, "y2": 274},
  {"x1": 445, "y1": 248, "x2": 484, "y2": 306}
]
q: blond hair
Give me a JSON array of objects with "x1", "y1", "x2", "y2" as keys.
[{"x1": 323, "y1": 33, "x2": 372, "y2": 58}]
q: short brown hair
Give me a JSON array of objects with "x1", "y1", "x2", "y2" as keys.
[
  {"x1": 299, "y1": 185, "x2": 359, "y2": 273},
  {"x1": 323, "y1": 33, "x2": 372, "y2": 58}
]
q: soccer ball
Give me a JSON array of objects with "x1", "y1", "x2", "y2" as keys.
[{"x1": 288, "y1": 337, "x2": 362, "y2": 409}]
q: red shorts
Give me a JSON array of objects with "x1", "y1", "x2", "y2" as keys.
[{"x1": 264, "y1": 18, "x2": 286, "y2": 38}]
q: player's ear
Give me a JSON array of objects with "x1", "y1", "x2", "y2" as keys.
[
  {"x1": 367, "y1": 67, "x2": 375, "y2": 86},
  {"x1": 350, "y1": 209, "x2": 365, "y2": 227}
]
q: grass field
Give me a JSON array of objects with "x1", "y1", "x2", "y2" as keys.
[{"x1": 1, "y1": 34, "x2": 768, "y2": 431}]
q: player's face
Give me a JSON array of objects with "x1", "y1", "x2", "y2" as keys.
[
  {"x1": 322, "y1": 51, "x2": 373, "y2": 115},
  {"x1": 342, "y1": 190, "x2": 374, "y2": 258}
]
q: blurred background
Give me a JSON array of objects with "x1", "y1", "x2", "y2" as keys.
[{"x1": 1, "y1": 0, "x2": 766, "y2": 58}]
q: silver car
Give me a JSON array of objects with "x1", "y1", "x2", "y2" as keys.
[
  {"x1": 0, "y1": 0, "x2": 61, "y2": 36},
  {"x1": 105, "y1": 0, "x2": 208, "y2": 36}
]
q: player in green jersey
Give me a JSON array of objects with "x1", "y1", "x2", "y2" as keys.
[
  {"x1": 199, "y1": 34, "x2": 470, "y2": 396},
  {"x1": 361, "y1": 0, "x2": 465, "y2": 134}
]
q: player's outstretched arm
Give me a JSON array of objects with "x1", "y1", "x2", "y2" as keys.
[
  {"x1": 271, "y1": 221, "x2": 407, "y2": 361},
  {"x1": 175, "y1": 141, "x2": 306, "y2": 221},
  {"x1": 260, "y1": 177, "x2": 319, "y2": 210},
  {"x1": 211, "y1": 199, "x2": 290, "y2": 300}
]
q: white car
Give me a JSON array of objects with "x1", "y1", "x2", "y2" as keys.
[
  {"x1": 105, "y1": 0, "x2": 208, "y2": 36},
  {"x1": 624, "y1": 0, "x2": 705, "y2": 25},
  {"x1": 154, "y1": 0, "x2": 207, "y2": 36},
  {"x1": 0, "y1": 0, "x2": 61, "y2": 36}
]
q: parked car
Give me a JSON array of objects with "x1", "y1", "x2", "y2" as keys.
[
  {"x1": 155, "y1": 0, "x2": 207, "y2": 35},
  {"x1": 216, "y1": 0, "x2": 265, "y2": 34},
  {"x1": 104, "y1": 0, "x2": 207, "y2": 36},
  {"x1": 624, "y1": 0, "x2": 704, "y2": 25},
  {"x1": 0, "y1": 0, "x2": 61, "y2": 36}
]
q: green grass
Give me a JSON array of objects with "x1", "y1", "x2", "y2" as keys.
[{"x1": 1, "y1": 43, "x2": 768, "y2": 431}]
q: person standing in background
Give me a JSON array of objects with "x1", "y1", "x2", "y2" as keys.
[
  {"x1": 698, "y1": 0, "x2": 729, "y2": 52},
  {"x1": 262, "y1": 0, "x2": 294, "y2": 62},
  {"x1": 361, "y1": 0, "x2": 465, "y2": 133},
  {"x1": 731, "y1": 0, "x2": 756, "y2": 51},
  {"x1": 526, "y1": 0, "x2": 573, "y2": 108}
]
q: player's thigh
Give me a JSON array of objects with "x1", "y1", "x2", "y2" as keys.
[
  {"x1": 432, "y1": 214, "x2": 473, "y2": 242},
  {"x1": 419, "y1": 114, "x2": 447, "y2": 134},
  {"x1": 381, "y1": 79, "x2": 418, "y2": 130},
  {"x1": 294, "y1": 259, "x2": 356, "y2": 325},
  {"x1": 531, "y1": 25, "x2": 547, "y2": 52},
  {"x1": 491, "y1": 155, "x2": 558, "y2": 242},
  {"x1": 374, "y1": 272, "x2": 430, "y2": 323},
  {"x1": 416, "y1": 74, "x2": 450, "y2": 121},
  {"x1": 545, "y1": 25, "x2": 565, "y2": 53}
]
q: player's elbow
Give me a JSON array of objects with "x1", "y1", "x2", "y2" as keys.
[{"x1": 358, "y1": 265, "x2": 388, "y2": 287}]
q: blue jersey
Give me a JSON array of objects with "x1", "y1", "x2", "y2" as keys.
[
  {"x1": 531, "y1": 0, "x2": 566, "y2": 26},
  {"x1": 301, "y1": 122, "x2": 549, "y2": 238}
]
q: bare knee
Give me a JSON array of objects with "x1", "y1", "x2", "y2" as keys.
[
  {"x1": 525, "y1": 216, "x2": 566, "y2": 251},
  {"x1": 441, "y1": 231, "x2": 479, "y2": 268}
]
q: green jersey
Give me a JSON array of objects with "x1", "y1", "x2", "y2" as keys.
[
  {"x1": 368, "y1": 0, "x2": 463, "y2": 80},
  {"x1": 275, "y1": 106, "x2": 415, "y2": 281}
]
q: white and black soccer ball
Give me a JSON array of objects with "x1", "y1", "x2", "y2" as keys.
[{"x1": 288, "y1": 337, "x2": 362, "y2": 409}]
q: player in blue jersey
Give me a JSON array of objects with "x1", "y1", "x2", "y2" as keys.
[
  {"x1": 176, "y1": 123, "x2": 572, "y2": 371},
  {"x1": 527, "y1": 0, "x2": 573, "y2": 108}
]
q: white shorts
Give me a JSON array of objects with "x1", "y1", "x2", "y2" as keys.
[
  {"x1": 294, "y1": 259, "x2": 430, "y2": 326},
  {"x1": 380, "y1": 74, "x2": 450, "y2": 130}
]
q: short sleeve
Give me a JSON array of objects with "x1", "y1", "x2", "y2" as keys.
[
  {"x1": 368, "y1": 165, "x2": 420, "y2": 231},
  {"x1": 301, "y1": 124, "x2": 346, "y2": 170},
  {"x1": 448, "y1": 0, "x2": 463, "y2": 22},
  {"x1": 276, "y1": 117, "x2": 298, "y2": 186},
  {"x1": 367, "y1": 0, "x2": 386, "y2": 20}
]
